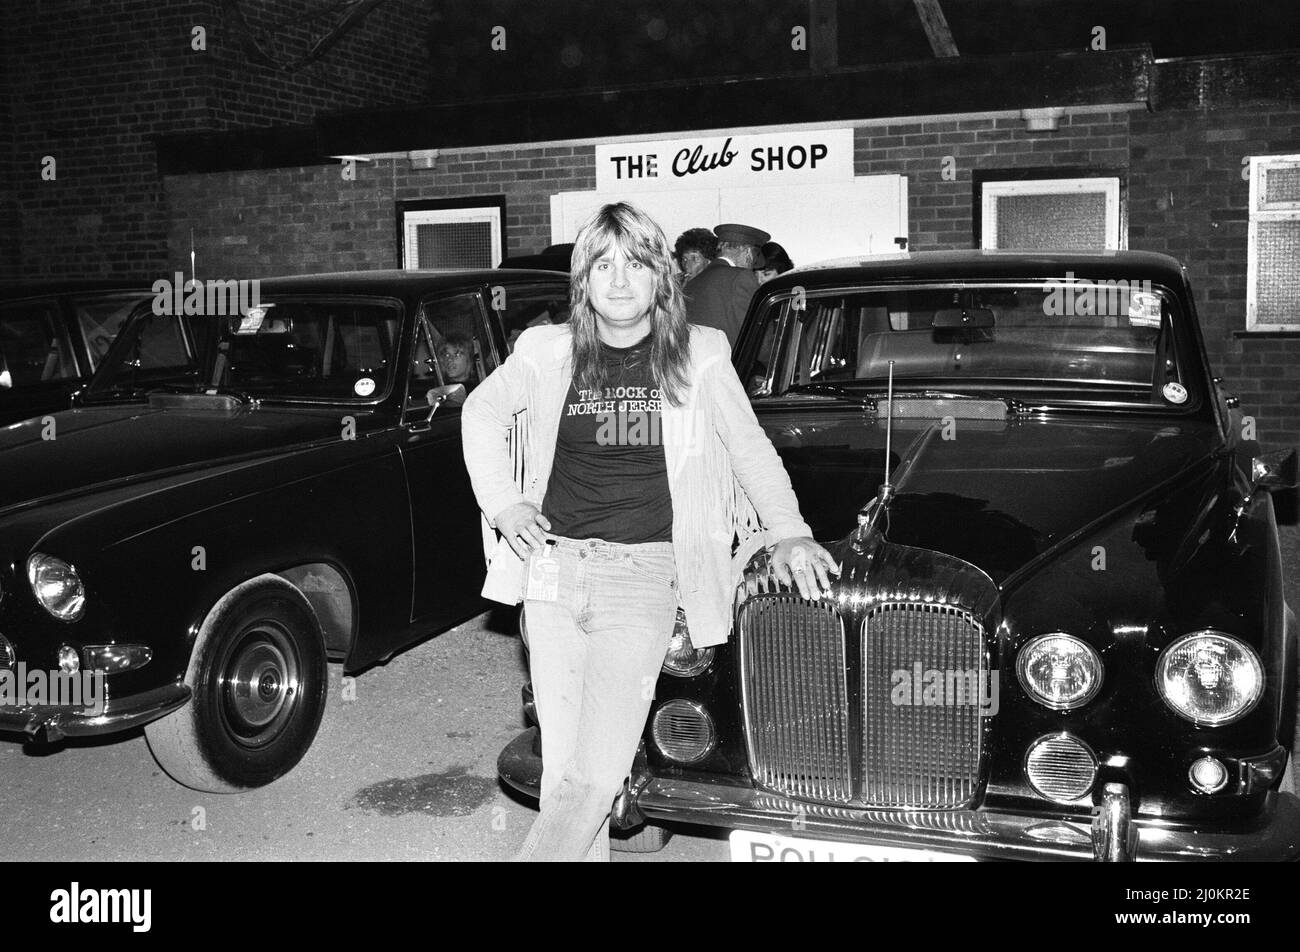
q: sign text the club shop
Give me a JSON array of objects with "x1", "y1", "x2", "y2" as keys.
[{"x1": 595, "y1": 129, "x2": 854, "y2": 192}]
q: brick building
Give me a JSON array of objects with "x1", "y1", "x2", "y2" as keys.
[{"x1": 2, "y1": 0, "x2": 1299, "y2": 444}]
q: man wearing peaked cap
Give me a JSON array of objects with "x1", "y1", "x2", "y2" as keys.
[{"x1": 684, "y1": 222, "x2": 771, "y2": 348}]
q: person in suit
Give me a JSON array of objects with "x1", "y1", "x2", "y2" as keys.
[{"x1": 683, "y1": 223, "x2": 770, "y2": 348}]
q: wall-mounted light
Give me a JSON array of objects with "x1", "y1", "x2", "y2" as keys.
[
  {"x1": 1021, "y1": 107, "x2": 1066, "y2": 132},
  {"x1": 408, "y1": 149, "x2": 439, "y2": 171}
]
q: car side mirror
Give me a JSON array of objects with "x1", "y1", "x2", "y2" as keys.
[
  {"x1": 1251, "y1": 448, "x2": 1298, "y2": 494},
  {"x1": 423, "y1": 383, "x2": 466, "y2": 422}
]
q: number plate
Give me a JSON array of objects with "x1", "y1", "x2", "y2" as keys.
[{"x1": 729, "y1": 830, "x2": 975, "y2": 863}]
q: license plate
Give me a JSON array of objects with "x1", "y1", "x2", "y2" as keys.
[{"x1": 729, "y1": 829, "x2": 976, "y2": 862}]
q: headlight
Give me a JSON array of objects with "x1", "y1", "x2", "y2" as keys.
[
  {"x1": 1157, "y1": 631, "x2": 1262, "y2": 726},
  {"x1": 26, "y1": 554, "x2": 86, "y2": 622},
  {"x1": 661, "y1": 609, "x2": 714, "y2": 677},
  {"x1": 1016, "y1": 633, "x2": 1103, "y2": 710}
]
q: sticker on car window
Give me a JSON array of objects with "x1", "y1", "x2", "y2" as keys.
[
  {"x1": 354, "y1": 377, "x2": 376, "y2": 397},
  {"x1": 1162, "y1": 382, "x2": 1188, "y2": 404}
]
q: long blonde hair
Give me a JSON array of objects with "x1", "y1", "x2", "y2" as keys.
[{"x1": 568, "y1": 202, "x2": 692, "y2": 407}]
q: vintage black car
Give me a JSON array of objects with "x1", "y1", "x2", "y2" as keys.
[
  {"x1": 499, "y1": 250, "x2": 1300, "y2": 861},
  {"x1": 0, "y1": 282, "x2": 152, "y2": 426},
  {"x1": 0, "y1": 268, "x2": 569, "y2": 791}
]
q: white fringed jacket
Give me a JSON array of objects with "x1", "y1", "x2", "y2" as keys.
[{"x1": 461, "y1": 323, "x2": 813, "y2": 648}]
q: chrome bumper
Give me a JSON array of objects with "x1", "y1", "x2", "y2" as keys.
[
  {"x1": 0, "y1": 683, "x2": 191, "y2": 742},
  {"x1": 498, "y1": 727, "x2": 1300, "y2": 862}
]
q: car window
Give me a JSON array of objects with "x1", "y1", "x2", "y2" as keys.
[
  {"x1": 745, "y1": 281, "x2": 1182, "y2": 407},
  {"x1": 72, "y1": 292, "x2": 150, "y2": 371},
  {"x1": 403, "y1": 292, "x2": 494, "y2": 415},
  {"x1": 498, "y1": 286, "x2": 570, "y2": 352},
  {"x1": 0, "y1": 299, "x2": 79, "y2": 387}
]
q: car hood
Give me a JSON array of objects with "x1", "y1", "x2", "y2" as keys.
[
  {"x1": 761, "y1": 410, "x2": 1223, "y2": 584},
  {"x1": 0, "y1": 403, "x2": 378, "y2": 517}
]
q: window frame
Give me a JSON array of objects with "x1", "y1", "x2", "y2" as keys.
[
  {"x1": 1245, "y1": 153, "x2": 1300, "y2": 333},
  {"x1": 972, "y1": 168, "x2": 1126, "y2": 251},
  {"x1": 396, "y1": 196, "x2": 507, "y2": 271}
]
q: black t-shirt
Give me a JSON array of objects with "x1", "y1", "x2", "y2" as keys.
[{"x1": 542, "y1": 334, "x2": 673, "y2": 543}]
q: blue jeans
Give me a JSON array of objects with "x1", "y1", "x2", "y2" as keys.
[{"x1": 516, "y1": 536, "x2": 678, "y2": 862}]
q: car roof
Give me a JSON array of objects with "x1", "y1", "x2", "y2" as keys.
[
  {"x1": 0, "y1": 280, "x2": 154, "y2": 299},
  {"x1": 255, "y1": 268, "x2": 568, "y2": 297},
  {"x1": 764, "y1": 249, "x2": 1189, "y2": 290}
]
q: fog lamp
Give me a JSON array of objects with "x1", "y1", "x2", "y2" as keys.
[
  {"x1": 1189, "y1": 756, "x2": 1230, "y2": 794},
  {"x1": 651, "y1": 699, "x2": 716, "y2": 764}
]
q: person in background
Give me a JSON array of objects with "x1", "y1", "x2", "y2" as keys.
[
  {"x1": 437, "y1": 331, "x2": 478, "y2": 391},
  {"x1": 461, "y1": 202, "x2": 837, "y2": 861},
  {"x1": 755, "y1": 241, "x2": 794, "y2": 283},
  {"x1": 672, "y1": 228, "x2": 717, "y2": 284},
  {"x1": 683, "y1": 222, "x2": 770, "y2": 348}
]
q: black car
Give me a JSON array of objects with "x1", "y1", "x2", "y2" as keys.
[
  {"x1": 0, "y1": 268, "x2": 569, "y2": 792},
  {"x1": 499, "y1": 250, "x2": 1300, "y2": 861},
  {"x1": 0, "y1": 282, "x2": 152, "y2": 425}
]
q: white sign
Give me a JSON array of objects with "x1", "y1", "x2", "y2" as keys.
[{"x1": 595, "y1": 129, "x2": 854, "y2": 193}]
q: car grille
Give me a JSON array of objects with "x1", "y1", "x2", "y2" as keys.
[
  {"x1": 861, "y1": 602, "x2": 987, "y2": 808},
  {"x1": 739, "y1": 596, "x2": 988, "y2": 810},
  {"x1": 739, "y1": 596, "x2": 853, "y2": 803}
]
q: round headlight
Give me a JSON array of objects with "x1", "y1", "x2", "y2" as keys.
[
  {"x1": 1157, "y1": 631, "x2": 1262, "y2": 726},
  {"x1": 27, "y1": 554, "x2": 86, "y2": 622},
  {"x1": 1016, "y1": 633, "x2": 1103, "y2": 710},
  {"x1": 661, "y1": 609, "x2": 714, "y2": 677}
]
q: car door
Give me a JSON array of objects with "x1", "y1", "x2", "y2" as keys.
[
  {"x1": 0, "y1": 296, "x2": 84, "y2": 425},
  {"x1": 400, "y1": 288, "x2": 498, "y2": 625}
]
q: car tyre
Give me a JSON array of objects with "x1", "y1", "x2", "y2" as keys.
[
  {"x1": 610, "y1": 822, "x2": 672, "y2": 853},
  {"x1": 145, "y1": 574, "x2": 327, "y2": 793}
]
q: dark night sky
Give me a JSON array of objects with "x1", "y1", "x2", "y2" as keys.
[{"x1": 424, "y1": 0, "x2": 1300, "y2": 101}]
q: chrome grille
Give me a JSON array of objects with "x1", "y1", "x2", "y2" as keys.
[
  {"x1": 862, "y1": 602, "x2": 987, "y2": 809},
  {"x1": 739, "y1": 596, "x2": 852, "y2": 803}
]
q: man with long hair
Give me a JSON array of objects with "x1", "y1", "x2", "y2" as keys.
[{"x1": 462, "y1": 202, "x2": 837, "y2": 861}]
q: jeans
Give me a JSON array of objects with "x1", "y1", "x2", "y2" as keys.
[{"x1": 515, "y1": 535, "x2": 678, "y2": 862}]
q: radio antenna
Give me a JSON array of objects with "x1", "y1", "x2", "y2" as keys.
[{"x1": 881, "y1": 359, "x2": 895, "y2": 496}]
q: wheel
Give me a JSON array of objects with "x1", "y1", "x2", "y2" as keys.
[
  {"x1": 145, "y1": 574, "x2": 327, "y2": 793},
  {"x1": 610, "y1": 822, "x2": 672, "y2": 853}
]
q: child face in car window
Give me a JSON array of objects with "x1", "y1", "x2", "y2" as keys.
[{"x1": 437, "y1": 342, "x2": 472, "y2": 382}]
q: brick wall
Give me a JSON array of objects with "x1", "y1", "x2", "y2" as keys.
[
  {"x1": 0, "y1": 0, "x2": 429, "y2": 281},
  {"x1": 853, "y1": 110, "x2": 1132, "y2": 251},
  {"x1": 1130, "y1": 105, "x2": 1300, "y2": 450},
  {"x1": 162, "y1": 146, "x2": 596, "y2": 279}
]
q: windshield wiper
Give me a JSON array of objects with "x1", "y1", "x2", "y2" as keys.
[{"x1": 779, "y1": 384, "x2": 878, "y2": 408}]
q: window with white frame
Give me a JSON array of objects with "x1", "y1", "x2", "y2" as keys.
[
  {"x1": 1247, "y1": 154, "x2": 1300, "y2": 332},
  {"x1": 399, "y1": 198, "x2": 505, "y2": 270},
  {"x1": 980, "y1": 176, "x2": 1122, "y2": 251}
]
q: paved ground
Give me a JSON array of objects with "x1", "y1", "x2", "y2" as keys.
[
  {"x1": 0, "y1": 606, "x2": 728, "y2": 862},
  {"x1": 3, "y1": 523, "x2": 1297, "y2": 863}
]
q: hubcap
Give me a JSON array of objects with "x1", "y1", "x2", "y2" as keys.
[{"x1": 219, "y1": 623, "x2": 301, "y2": 748}]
